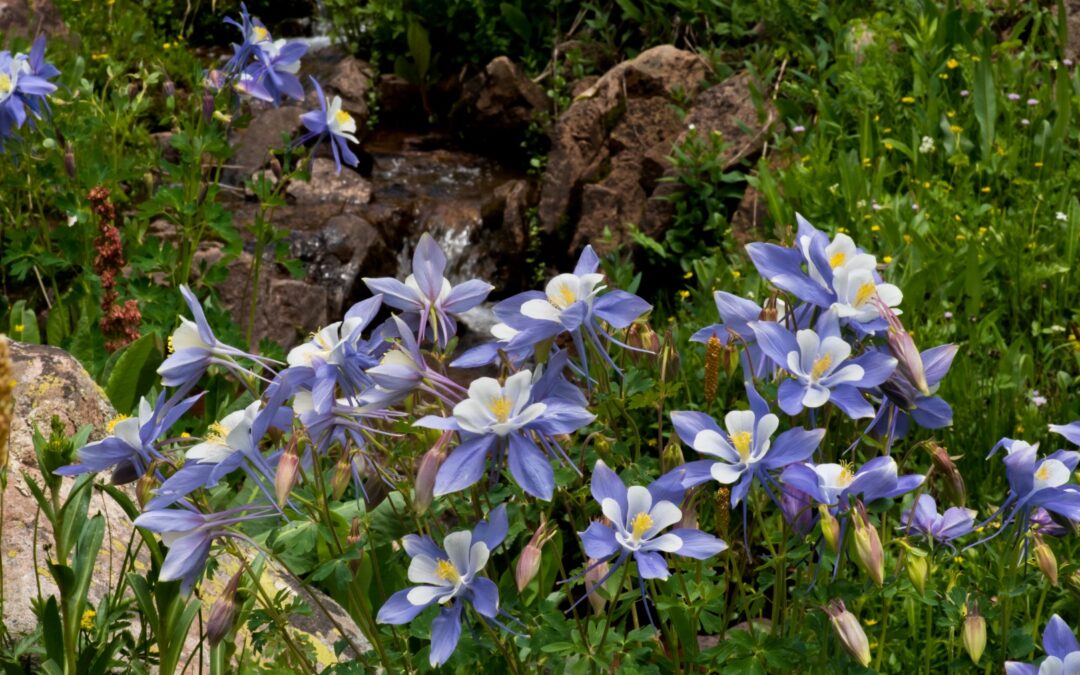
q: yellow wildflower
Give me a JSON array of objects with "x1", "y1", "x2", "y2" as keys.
[
  {"x1": 871, "y1": 224, "x2": 881, "y2": 232},
  {"x1": 901, "y1": 96, "x2": 915, "y2": 104},
  {"x1": 678, "y1": 290, "x2": 690, "y2": 300},
  {"x1": 980, "y1": 186, "x2": 990, "y2": 193},
  {"x1": 1034, "y1": 162, "x2": 1044, "y2": 168},
  {"x1": 683, "y1": 271, "x2": 693, "y2": 279},
  {"x1": 883, "y1": 256, "x2": 893, "y2": 264},
  {"x1": 884, "y1": 142, "x2": 894, "y2": 150},
  {"x1": 949, "y1": 125, "x2": 963, "y2": 134},
  {"x1": 947, "y1": 58, "x2": 960, "y2": 69},
  {"x1": 81, "y1": 610, "x2": 96, "y2": 630}
]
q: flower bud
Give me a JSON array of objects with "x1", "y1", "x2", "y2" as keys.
[
  {"x1": 626, "y1": 321, "x2": 660, "y2": 363},
  {"x1": 876, "y1": 297, "x2": 929, "y2": 395},
  {"x1": 584, "y1": 558, "x2": 609, "y2": 615},
  {"x1": 703, "y1": 335, "x2": 722, "y2": 403},
  {"x1": 851, "y1": 500, "x2": 885, "y2": 586},
  {"x1": 415, "y1": 433, "x2": 450, "y2": 513},
  {"x1": 348, "y1": 518, "x2": 364, "y2": 573},
  {"x1": 677, "y1": 493, "x2": 698, "y2": 530},
  {"x1": 269, "y1": 155, "x2": 283, "y2": 180},
  {"x1": 660, "y1": 440, "x2": 684, "y2": 473},
  {"x1": 1033, "y1": 533, "x2": 1058, "y2": 586},
  {"x1": 516, "y1": 516, "x2": 555, "y2": 592},
  {"x1": 330, "y1": 453, "x2": 352, "y2": 501},
  {"x1": 659, "y1": 328, "x2": 680, "y2": 384},
  {"x1": 135, "y1": 469, "x2": 157, "y2": 509},
  {"x1": 904, "y1": 548, "x2": 928, "y2": 595},
  {"x1": 928, "y1": 442, "x2": 966, "y2": 506},
  {"x1": 127, "y1": 81, "x2": 139, "y2": 100},
  {"x1": 962, "y1": 602, "x2": 986, "y2": 664},
  {"x1": 759, "y1": 294, "x2": 781, "y2": 323},
  {"x1": 163, "y1": 79, "x2": 176, "y2": 99},
  {"x1": 63, "y1": 142, "x2": 76, "y2": 179},
  {"x1": 1067, "y1": 569, "x2": 1080, "y2": 602},
  {"x1": 820, "y1": 505, "x2": 840, "y2": 554},
  {"x1": 202, "y1": 89, "x2": 215, "y2": 124},
  {"x1": 207, "y1": 569, "x2": 242, "y2": 647},
  {"x1": 824, "y1": 599, "x2": 871, "y2": 667},
  {"x1": 275, "y1": 446, "x2": 299, "y2": 508}
]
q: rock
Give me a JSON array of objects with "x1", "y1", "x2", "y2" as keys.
[
  {"x1": 298, "y1": 50, "x2": 374, "y2": 128},
  {"x1": 288, "y1": 158, "x2": 372, "y2": 206},
  {"x1": 376, "y1": 74, "x2": 421, "y2": 120},
  {"x1": 290, "y1": 214, "x2": 395, "y2": 315},
  {"x1": 641, "y1": 71, "x2": 775, "y2": 238},
  {"x1": 2, "y1": 341, "x2": 126, "y2": 638},
  {"x1": 456, "y1": 56, "x2": 549, "y2": 153},
  {"x1": 226, "y1": 105, "x2": 303, "y2": 186},
  {"x1": 538, "y1": 45, "x2": 709, "y2": 253},
  {"x1": 0, "y1": 0, "x2": 66, "y2": 40},
  {"x1": 1067, "y1": 1, "x2": 1080, "y2": 63}
]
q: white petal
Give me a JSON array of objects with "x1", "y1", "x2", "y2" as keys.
[
  {"x1": 625, "y1": 485, "x2": 653, "y2": 523},
  {"x1": 509, "y1": 402, "x2": 547, "y2": 428},
  {"x1": 601, "y1": 498, "x2": 624, "y2": 533},
  {"x1": 710, "y1": 462, "x2": 745, "y2": 484},
  {"x1": 544, "y1": 274, "x2": 582, "y2": 308},
  {"x1": 644, "y1": 533, "x2": 683, "y2": 553},
  {"x1": 802, "y1": 384, "x2": 831, "y2": 408},
  {"x1": 442, "y1": 531, "x2": 473, "y2": 573},
  {"x1": 693, "y1": 430, "x2": 739, "y2": 462},
  {"x1": 186, "y1": 441, "x2": 233, "y2": 464},
  {"x1": 172, "y1": 318, "x2": 210, "y2": 351},
  {"x1": 407, "y1": 585, "x2": 452, "y2": 606},
  {"x1": 408, "y1": 555, "x2": 448, "y2": 586},
  {"x1": 1034, "y1": 459, "x2": 1071, "y2": 491},
  {"x1": 491, "y1": 323, "x2": 519, "y2": 340},
  {"x1": 521, "y1": 298, "x2": 563, "y2": 322},
  {"x1": 823, "y1": 364, "x2": 864, "y2": 386},
  {"x1": 644, "y1": 500, "x2": 682, "y2": 537},
  {"x1": 820, "y1": 336, "x2": 853, "y2": 367},
  {"x1": 795, "y1": 330, "x2": 821, "y2": 373},
  {"x1": 468, "y1": 541, "x2": 490, "y2": 575},
  {"x1": 502, "y1": 370, "x2": 534, "y2": 415},
  {"x1": 113, "y1": 418, "x2": 143, "y2": 449},
  {"x1": 466, "y1": 377, "x2": 503, "y2": 405},
  {"x1": 876, "y1": 283, "x2": 903, "y2": 307},
  {"x1": 724, "y1": 410, "x2": 757, "y2": 436}
]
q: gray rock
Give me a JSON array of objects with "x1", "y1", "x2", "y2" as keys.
[
  {"x1": 226, "y1": 106, "x2": 303, "y2": 186},
  {"x1": 288, "y1": 158, "x2": 372, "y2": 206}
]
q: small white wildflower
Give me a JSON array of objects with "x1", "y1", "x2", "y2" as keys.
[
  {"x1": 918, "y1": 136, "x2": 935, "y2": 154},
  {"x1": 1056, "y1": 212, "x2": 1068, "y2": 222}
]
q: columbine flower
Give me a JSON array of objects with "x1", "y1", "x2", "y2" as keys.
[
  {"x1": 830, "y1": 265, "x2": 903, "y2": 324},
  {"x1": 56, "y1": 393, "x2": 199, "y2": 484},
  {"x1": 0, "y1": 37, "x2": 59, "y2": 143},
  {"x1": 576, "y1": 461, "x2": 726, "y2": 607},
  {"x1": 234, "y1": 32, "x2": 306, "y2": 105},
  {"x1": 296, "y1": 78, "x2": 360, "y2": 174},
  {"x1": 157, "y1": 286, "x2": 277, "y2": 391},
  {"x1": 416, "y1": 368, "x2": 594, "y2": 500},
  {"x1": 133, "y1": 505, "x2": 275, "y2": 593},
  {"x1": 780, "y1": 456, "x2": 925, "y2": 511},
  {"x1": 670, "y1": 407, "x2": 823, "y2": 505},
  {"x1": 377, "y1": 506, "x2": 516, "y2": 667},
  {"x1": 750, "y1": 320, "x2": 896, "y2": 419},
  {"x1": 285, "y1": 294, "x2": 384, "y2": 413},
  {"x1": 491, "y1": 245, "x2": 652, "y2": 374},
  {"x1": 222, "y1": 3, "x2": 273, "y2": 74},
  {"x1": 978, "y1": 438, "x2": 1080, "y2": 541},
  {"x1": 900, "y1": 494, "x2": 976, "y2": 546},
  {"x1": 364, "y1": 233, "x2": 494, "y2": 348},
  {"x1": 690, "y1": 291, "x2": 797, "y2": 377},
  {"x1": 1005, "y1": 614, "x2": 1080, "y2": 675}
]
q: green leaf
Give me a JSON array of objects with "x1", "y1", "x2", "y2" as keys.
[
  {"x1": 41, "y1": 596, "x2": 64, "y2": 669},
  {"x1": 406, "y1": 18, "x2": 431, "y2": 82},
  {"x1": 46, "y1": 303, "x2": 69, "y2": 347},
  {"x1": 615, "y1": 0, "x2": 643, "y2": 21},
  {"x1": 972, "y1": 42, "x2": 996, "y2": 161},
  {"x1": 104, "y1": 333, "x2": 161, "y2": 415},
  {"x1": 500, "y1": 3, "x2": 531, "y2": 40}
]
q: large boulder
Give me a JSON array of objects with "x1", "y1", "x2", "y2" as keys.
[
  {"x1": 538, "y1": 45, "x2": 774, "y2": 255},
  {"x1": 225, "y1": 105, "x2": 304, "y2": 186},
  {"x1": 2, "y1": 341, "x2": 122, "y2": 637},
  {"x1": 455, "y1": 56, "x2": 550, "y2": 154},
  {"x1": 0, "y1": 0, "x2": 66, "y2": 40}
]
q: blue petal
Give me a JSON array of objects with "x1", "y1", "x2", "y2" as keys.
[
  {"x1": 429, "y1": 603, "x2": 464, "y2": 667},
  {"x1": 669, "y1": 528, "x2": 727, "y2": 560},
  {"x1": 748, "y1": 321, "x2": 799, "y2": 370},
  {"x1": 762, "y1": 428, "x2": 825, "y2": 470},
  {"x1": 829, "y1": 385, "x2": 875, "y2": 419},
  {"x1": 507, "y1": 434, "x2": 555, "y2": 500},
  {"x1": 594, "y1": 290, "x2": 651, "y2": 328},
  {"x1": 590, "y1": 460, "x2": 627, "y2": 515},
  {"x1": 777, "y1": 379, "x2": 807, "y2": 416},
  {"x1": 1043, "y1": 614, "x2": 1080, "y2": 659},
  {"x1": 473, "y1": 504, "x2": 508, "y2": 550},
  {"x1": 1049, "y1": 421, "x2": 1080, "y2": 447},
  {"x1": 434, "y1": 435, "x2": 495, "y2": 496},
  {"x1": 580, "y1": 522, "x2": 620, "y2": 559},
  {"x1": 666, "y1": 460, "x2": 717, "y2": 489},
  {"x1": 466, "y1": 577, "x2": 500, "y2": 618},
  {"x1": 634, "y1": 550, "x2": 670, "y2": 580},
  {"x1": 574, "y1": 245, "x2": 600, "y2": 275},
  {"x1": 670, "y1": 411, "x2": 722, "y2": 446},
  {"x1": 377, "y1": 588, "x2": 431, "y2": 624}
]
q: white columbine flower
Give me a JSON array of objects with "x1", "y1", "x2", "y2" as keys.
[
  {"x1": 187, "y1": 401, "x2": 261, "y2": 464},
  {"x1": 520, "y1": 272, "x2": 605, "y2": 323},
  {"x1": 453, "y1": 371, "x2": 546, "y2": 437},
  {"x1": 692, "y1": 410, "x2": 779, "y2": 483},
  {"x1": 325, "y1": 95, "x2": 359, "y2": 144},
  {"x1": 602, "y1": 485, "x2": 683, "y2": 553},
  {"x1": 405, "y1": 530, "x2": 489, "y2": 606},
  {"x1": 830, "y1": 266, "x2": 903, "y2": 323}
]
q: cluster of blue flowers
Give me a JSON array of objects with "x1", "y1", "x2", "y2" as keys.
[{"x1": 0, "y1": 37, "x2": 58, "y2": 147}]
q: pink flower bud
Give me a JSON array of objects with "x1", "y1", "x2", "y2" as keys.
[
  {"x1": 275, "y1": 447, "x2": 299, "y2": 508},
  {"x1": 516, "y1": 517, "x2": 555, "y2": 592},
  {"x1": 963, "y1": 601, "x2": 986, "y2": 664},
  {"x1": 330, "y1": 453, "x2": 352, "y2": 501},
  {"x1": 584, "y1": 557, "x2": 609, "y2": 615},
  {"x1": 875, "y1": 298, "x2": 930, "y2": 395},
  {"x1": 415, "y1": 433, "x2": 451, "y2": 513},
  {"x1": 825, "y1": 599, "x2": 871, "y2": 667},
  {"x1": 207, "y1": 569, "x2": 243, "y2": 647}
]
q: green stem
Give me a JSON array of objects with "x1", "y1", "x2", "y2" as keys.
[{"x1": 595, "y1": 562, "x2": 632, "y2": 658}]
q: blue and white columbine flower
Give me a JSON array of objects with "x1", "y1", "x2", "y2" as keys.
[
  {"x1": 900, "y1": 494, "x2": 976, "y2": 546},
  {"x1": 670, "y1": 407, "x2": 823, "y2": 506},
  {"x1": 56, "y1": 393, "x2": 199, "y2": 484},
  {"x1": 574, "y1": 461, "x2": 726, "y2": 612},
  {"x1": 0, "y1": 37, "x2": 59, "y2": 144},
  {"x1": 1005, "y1": 614, "x2": 1080, "y2": 675},
  {"x1": 750, "y1": 320, "x2": 896, "y2": 419},
  {"x1": 296, "y1": 78, "x2": 360, "y2": 174},
  {"x1": 377, "y1": 505, "x2": 515, "y2": 667},
  {"x1": 234, "y1": 35, "x2": 306, "y2": 104},
  {"x1": 222, "y1": 3, "x2": 273, "y2": 74},
  {"x1": 780, "y1": 456, "x2": 925, "y2": 511},
  {"x1": 416, "y1": 368, "x2": 594, "y2": 500},
  {"x1": 364, "y1": 232, "x2": 494, "y2": 348}
]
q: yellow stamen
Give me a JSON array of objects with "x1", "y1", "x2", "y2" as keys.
[
  {"x1": 810, "y1": 353, "x2": 833, "y2": 380},
  {"x1": 167, "y1": 335, "x2": 175, "y2": 353},
  {"x1": 828, "y1": 252, "x2": 847, "y2": 269},
  {"x1": 631, "y1": 512, "x2": 653, "y2": 540},
  {"x1": 488, "y1": 396, "x2": 512, "y2": 423},
  {"x1": 206, "y1": 422, "x2": 228, "y2": 445},
  {"x1": 731, "y1": 431, "x2": 753, "y2": 461},
  {"x1": 334, "y1": 109, "x2": 353, "y2": 126},
  {"x1": 106, "y1": 415, "x2": 130, "y2": 434},
  {"x1": 435, "y1": 559, "x2": 460, "y2": 583},
  {"x1": 251, "y1": 26, "x2": 269, "y2": 42},
  {"x1": 854, "y1": 281, "x2": 878, "y2": 307},
  {"x1": 0, "y1": 74, "x2": 11, "y2": 94},
  {"x1": 550, "y1": 285, "x2": 576, "y2": 308},
  {"x1": 1036, "y1": 465, "x2": 1050, "y2": 481},
  {"x1": 838, "y1": 461, "x2": 855, "y2": 486}
]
